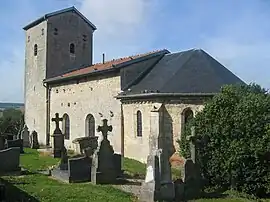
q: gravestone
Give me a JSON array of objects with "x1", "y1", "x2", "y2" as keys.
[
  {"x1": 30, "y1": 131, "x2": 39, "y2": 149},
  {"x1": 91, "y1": 119, "x2": 119, "y2": 184},
  {"x1": 113, "y1": 153, "x2": 123, "y2": 177},
  {"x1": 0, "y1": 135, "x2": 5, "y2": 150},
  {"x1": 21, "y1": 125, "x2": 30, "y2": 147},
  {"x1": 59, "y1": 146, "x2": 68, "y2": 170},
  {"x1": 7, "y1": 139, "x2": 24, "y2": 153},
  {"x1": 72, "y1": 136, "x2": 98, "y2": 155},
  {"x1": 182, "y1": 126, "x2": 202, "y2": 200},
  {"x1": 0, "y1": 147, "x2": 21, "y2": 172},
  {"x1": 68, "y1": 156, "x2": 92, "y2": 183},
  {"x1": 139, "y1": 150, "x2": 161, "y2": 202},
  {"x1": 51, "y1": 113, "x2": 64, "y2": 158}
]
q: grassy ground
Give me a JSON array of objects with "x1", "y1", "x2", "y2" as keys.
[
  {"x1": 1, "y1": 148, "x2": 136, "y2": 202},
  {"x1": 1, "y1": 148, "x2": 269, "y2": 202}
]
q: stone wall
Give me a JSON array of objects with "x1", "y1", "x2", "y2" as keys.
[
  {"x1": 24, "y1": 11, "x2": 94, "y2": 145},
  {"x1": 46, "y1": 11, "x2": 94, "y2": 78},
  {"x1": 122, "y1": 100, "x2": 205, "y2": 163},
  {"x1": 49, "y1": 73, "x2": 122, "y2": 154},
  {"x1": 24, "y1": 21, "x2": 48, "y2": 145}
]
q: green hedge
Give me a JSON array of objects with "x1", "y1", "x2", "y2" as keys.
[{"x1": 178, "y1": 84, "x2": 270, "y2": 197}]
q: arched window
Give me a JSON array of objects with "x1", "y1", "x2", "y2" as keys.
[
  {"x1": 136, "y1": 110, "x2": 142, "y2": 137},
  {"x1": 62, "y1": 114, "x2": 70, "y2": 140},
  {"x1": 69, "y1": 43, "x2": 75, "y2": 54},
  {"x1": 182, "y1": 108, "x2": 194, "y2": 126},
  {"x1": 34, "y1": 44, "x2": 38, "y2": 56},
  {"x1": 85, "y1": 114, "x2": 95, "y2": 137}
]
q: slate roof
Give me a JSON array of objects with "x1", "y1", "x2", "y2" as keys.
[
  {"x1": 44, "y1": 49, "x2": 169, "y2": 84},
  {"x1": 23, "y1": 6, "x2": 97, "y2": 30},
  {"x1": 118, "y1": 49, "x2": 245, "y2": 98}
]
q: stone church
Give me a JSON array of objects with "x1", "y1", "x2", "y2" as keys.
[{"x1": 23, "y1": 7, "x2": 244, "y2": 162}]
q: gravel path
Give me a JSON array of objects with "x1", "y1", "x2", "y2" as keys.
[{"x1": 112, "y1": 178, "x2": 144, "y2": 198}]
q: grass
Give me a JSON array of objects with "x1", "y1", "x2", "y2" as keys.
[
  {"x1": 1, "y1": 148, "x2": 136, "y2": 202},
  {"x1": 1, "y1": 148, "x2": 269, "y2": 202}
]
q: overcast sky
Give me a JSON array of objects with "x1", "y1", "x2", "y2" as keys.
[{"x1": 0, "y1": 0, "x2": 269, "y2": 102}]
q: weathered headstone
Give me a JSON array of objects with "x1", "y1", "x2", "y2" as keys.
[
  {"x1": 0, "y1": 147, "x2": 21, "y2": 172},
  {"x1": 21, "y1": 125, "x2": 30, "y2": 147},
  {"x1": 72, "y1": 136, "x2": 98, "y2": 155},
  {"x1": 139, "y1": 150, "x2": 161, "y2": 202},
  {"x1": 7, "y1": 139, "x2": 24, "y2": 153},
  {"x1": 182, "y1": 126, "x2": 202, "y2": 200},
  {"x1": 51, "y1": 113, "x2": 64, "y2": 158},
  {"x1": 30, "y1": 131, "x2": 39, "y2": 149}
]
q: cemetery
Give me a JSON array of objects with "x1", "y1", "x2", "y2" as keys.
[{"x1": 0, "y1": 84, "x2": 269, "y2": 201}]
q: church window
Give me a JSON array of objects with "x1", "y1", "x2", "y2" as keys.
[
  {"x1": 85, "y1": 114, "x2": 95, "y2": 137},
  {"x1": 70, "y1": 43, "x2": 75, "y2": 54},
  {"x1": 136, "y1": 110, "x2": 142, "y2": 137},
  {"x1": 41, "y1": 28, "x2": 44, "y2": 35},
  {"x1": 183, "y1": 108, "x2": 194, "y2": 125},
  {"x1": 27, "y1": 36, "x2": 30, "y2": 42},
  {"x1": 34, "y1": 44, "x2": 38, "y2": 56},
  {"x1": 62, "y1": 114, "x2": 70, "y2": 140}
]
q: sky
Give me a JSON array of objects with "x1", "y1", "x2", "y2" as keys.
[{"x1": 0, "y1": 0, "x2": 269, "y2": 102}]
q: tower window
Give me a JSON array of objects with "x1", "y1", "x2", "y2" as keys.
[
  {"x1": 34, "y1": 44, "x2": 38, "y2": 56},
  {"x1": 70, "y1": 43, "x2": 75, "y2": 54},
  {"x1": 54, "y1": 28, "x2": 58, "y2": 35},
  {"x1": 41, "y1": 28, "x2": 44, "y2": 35},
  {"x1": 83, "y1": 34, "x2": 87, "y2": 42},
  {"x1": 27, "y1": 36, "x2": 30, "y2": 42}
]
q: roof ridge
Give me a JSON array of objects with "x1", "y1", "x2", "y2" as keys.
[{"x1": 90, "y1": 49, "x2": 168, "y2": 66}]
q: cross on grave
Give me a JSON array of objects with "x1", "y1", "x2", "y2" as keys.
[
  {"x1": 52, "y1": 113, "x2": 63, "y2": 134},
  {"x1": 97, "y1": 119, "x2": 112, "y2": 140}
]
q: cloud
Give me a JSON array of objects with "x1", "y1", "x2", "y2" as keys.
[{"x1": 77, "y1": 0, "x2": 159, "y2": 61}]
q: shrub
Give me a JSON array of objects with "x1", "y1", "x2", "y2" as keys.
[{"x1": 178, "y1": 83, "x2": 270, "y2": 197}]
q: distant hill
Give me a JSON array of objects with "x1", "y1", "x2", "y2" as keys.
[{"x1": 0, "y1": 103, "x2": 24, "y2": 110}]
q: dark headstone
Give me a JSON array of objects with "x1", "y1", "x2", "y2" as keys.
[
  {"x1": 59, "y1": 147, "x2": 68, "y2": 170},
  {"x1": 68, "y1": 156, "x2": 92, "y2": 183},
  {"x1": 0, "y1": 183, "x2": 6, "y2": 202},
  {"x1": 51, "y1": 113, "x2": 63, "y2": 134},
  {"x1": 52, "y1": 133, "x2": 64, "y2": 158},
  {"x1": 0, "y1": 147, "x2": 20, "y2": 172},
  {"x1": 30, "y1": 131, "x2": 39, "y2": 149},
  {"x1": 0, "y1": 136, "x2": 5, "y2": 150},
  {"x1": 7, "y1": 139, "x2": 24, "y2": 153},
  {"x1": 174, "y1": 179, "x2": 185, "y2": 201},
  {"x1": 113, "y1": 153, "x2": 123, "y2": 177}
]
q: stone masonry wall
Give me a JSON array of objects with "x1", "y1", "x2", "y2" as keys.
[
  {"x1": 24, "y1": 21, "x2": 47, "y2": 145},
  {"x1": 49, "y1": 74, "x2": 122, "y2": 154},
  {"x1": 122, "y1": 100, "x2": 204, "y2": 163}
]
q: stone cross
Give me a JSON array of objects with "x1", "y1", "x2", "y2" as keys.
[
  {"x1": 186, "y1": 126, "x2": 196, "y2": 163},
  {"x1": 52, "y1": 113, "x2": 63, "y2": 133},
  {"x1": 97, "y1": 119, "x2": 112, "y2": 140}
]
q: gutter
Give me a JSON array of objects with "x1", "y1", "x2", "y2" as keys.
[{"x1": 115, "y1": 92, "x2": 216, "y2": 99}]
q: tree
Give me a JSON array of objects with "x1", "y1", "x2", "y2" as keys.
[
  {"x1": 178, "y1": 83, "x2": 270, "y2": 197},
  {"x1": 0, "y1": 108, "x2": 24, "y2": 137}
]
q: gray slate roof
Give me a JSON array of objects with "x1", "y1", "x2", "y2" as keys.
[
  {"x1": 119, "y1": 49, "x2": 245, "y2": 97},
  {"x1": 23, "y1": 6, "x2": 97, "y2": 31}
]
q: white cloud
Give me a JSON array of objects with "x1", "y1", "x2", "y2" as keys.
[{"x1": 77, "y1": 0, "x2": 158, "y2": 61}]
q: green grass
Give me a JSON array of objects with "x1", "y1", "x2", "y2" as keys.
[
  {"x1": 1, "y1": 148, "x2": 136, "y2": 202},
  {"x1": 20, "y1": 148, "x2": 60, "y2": 171},
  {"x1": 1, "y1": 148, "x2": 269, "y2": 202},
  {"x1": 2, "y1": 175, "x2": 135, "y2": 202}
]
